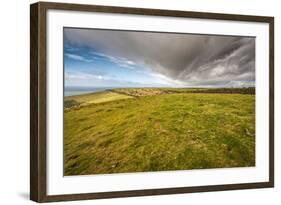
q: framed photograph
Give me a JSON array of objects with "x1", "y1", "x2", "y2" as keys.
[{"x1": 30, "y1": 1, "x2": 274, "y2": 202}]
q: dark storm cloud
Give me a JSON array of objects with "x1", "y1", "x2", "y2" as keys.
[{"x1": 64, "y1": 28, "x2": 255, "y2": 87}]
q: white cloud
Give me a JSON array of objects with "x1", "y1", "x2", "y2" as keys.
[
  {"x1": 90, "y1": 51, "x2": 137, "y2": 69},
  {"x1": 148, "y1": 72, "x2": 187, "y2": 87},
  {"x1": 65, "y1": 71, "x2": 106, "y2": 81},
  {"x1": 65, "y1": 53, "x2": 93, "y2": 63},
  {"x1": 226, "y1": 80, "x2": 255, "y2": 88}
]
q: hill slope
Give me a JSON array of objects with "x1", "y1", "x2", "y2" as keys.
[{"x1": 64, "y1": 88, "x2": 255, "y2": 175}]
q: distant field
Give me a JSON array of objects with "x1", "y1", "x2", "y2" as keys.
[
  {"x1": 112, "y1": 87, "x2": 255, "y2": 97},
  {"x1": 64, "y1": 88, "x2": 255, "y2": 175},
  {"x1": 64, "y1": 91, "x2": 133, "y2": 108}
]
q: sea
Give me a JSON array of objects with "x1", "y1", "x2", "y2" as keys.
[{"x1": 64, "y1": 87, "x2": 116, "y2": 97}]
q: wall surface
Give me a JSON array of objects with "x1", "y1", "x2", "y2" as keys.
[{"x1": 0, "y1": 0, "x2": 279, "y2": 204}]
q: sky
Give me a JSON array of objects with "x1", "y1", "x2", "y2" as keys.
[{"x1": 64, "y1": 28, "x2": 255, "y2": 88}]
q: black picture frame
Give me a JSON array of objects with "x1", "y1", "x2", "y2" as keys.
[{"x1": 30, "y1": 1, "x2": 274, "y2": 202}]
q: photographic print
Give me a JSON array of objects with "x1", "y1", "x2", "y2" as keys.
[
  {"x1": 30, "y1": 2, "x2": 274, "y2": 202},
  {"x1": 63, "y1": 28, "x2": 256, "y2": 176}
]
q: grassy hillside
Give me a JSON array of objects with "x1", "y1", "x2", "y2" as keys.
[
  {"x1": 64, "y1": 91, "x2": 133, "y2": 108},
  {"x1": 64, "y1": 88, "x2": 255, "y2": 175}
]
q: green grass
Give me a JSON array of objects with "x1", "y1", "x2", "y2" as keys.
[
  {"x1": 64, "y1": 91, "x2": 133, "y2": 108},
  {"x1": 64, "y1": 88, "x2": 255, "y2": 175}
]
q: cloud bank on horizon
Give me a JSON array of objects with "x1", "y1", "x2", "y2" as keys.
[{"x1": 64, "y1": 28, "x2": 255, "y2": 88}]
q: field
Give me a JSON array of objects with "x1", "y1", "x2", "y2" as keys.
[{"x1": 64, "y1": 88, "x2": 255, "y2": 175}]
